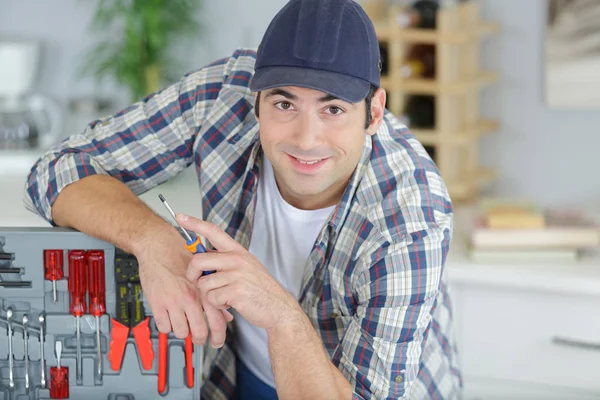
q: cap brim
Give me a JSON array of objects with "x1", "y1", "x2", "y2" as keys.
[{"x1": 250, "y1": 66, "x2": 371, "y2": 103}]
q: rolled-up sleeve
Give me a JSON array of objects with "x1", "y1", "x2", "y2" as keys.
[
  {"x1": 23, "y1": 55, "x2": 234, "y2": 223},
  {"x1": 333, "y1": 224, "x2": 451, "y2": 399}
]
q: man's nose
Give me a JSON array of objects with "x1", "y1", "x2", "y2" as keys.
[{"x1": 292, "y1": 111, "x2": 324, "y2": 150}]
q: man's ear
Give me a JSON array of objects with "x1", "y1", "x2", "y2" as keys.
[{"x1": 366, "y1": 88, "x2": 386, "y2": 136}]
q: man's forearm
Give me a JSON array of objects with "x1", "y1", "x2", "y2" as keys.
[
  {"x1": 267, "y1": 310, "x2": 352, "y2": 400},
  {"x1": 51, "y1": 175, "x2": 181, "y2": 256}
]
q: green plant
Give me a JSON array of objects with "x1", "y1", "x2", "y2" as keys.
[{"x1": 81, "y1": 0, "x2": 202, "y2": 101}]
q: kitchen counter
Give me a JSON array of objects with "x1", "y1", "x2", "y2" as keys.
[{"x1": 0, "y1": 166, "x2": 201, "y2": 227}]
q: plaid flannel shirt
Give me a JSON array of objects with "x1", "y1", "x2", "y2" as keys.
[{"x1": 25, "y1": 49, "x2": 462, "y2": 399}]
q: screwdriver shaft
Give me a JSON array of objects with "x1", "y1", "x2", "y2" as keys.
[
  {"x1": 53, "y1": 281, "x2": 58, "y2": 303},
  {"x1": 96, "y1": 315, "x2": 102, "y2": 377},
  {"x1": 39, "y1": 313, "x2": 46, "y2": 388},
  {"x1": 158, "y1": 194, "x2": 193, "y2": 241},
  {"x1": 7, "y1": 308, "x2": 14, "y2": 391},
  {"x1": 23, "y1": 314, "x2": 30, "y2": 393},
  {"x1": 76, "y1": 316, "x2": 82, "y2": 385}
]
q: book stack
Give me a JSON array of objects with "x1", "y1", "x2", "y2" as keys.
[{"x1": 469, "y1": 200, "x2": 600, "y2": 264}]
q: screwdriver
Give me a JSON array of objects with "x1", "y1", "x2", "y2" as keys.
[
  {"x1": 158, "y1": 194, "x2": 208, "y2": 259},
  {"x1": 68, "y1": 250, "x2": 87, "y2": 386},
  {"x1": 44, "y1": 250, "x2": 64, "y2": 303},
  {"x1": 50, "y1": 341, "x2": 69, "y2": 399},
  {"x1": 87, "y1": 250, "x2": 106, "y2": 381}
]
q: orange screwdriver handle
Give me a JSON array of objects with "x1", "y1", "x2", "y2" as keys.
[
  {"x1": 132, "y1": 317, "x2": 154, "y2": 371},
  {"x1": 158, "y1": 332, "x2": 168, "y2": 394},
  {"x1": 108, "y1": 319, "x2": 130, "y2": 371},
  {"x1": 185, "y1": 335, "x2": 194, "y2": 388}
]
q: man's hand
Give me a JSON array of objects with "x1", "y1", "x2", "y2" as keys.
[
  {"x1": 178, "y1": 213, "x2": 353, "y2": 399},
  {"x1": 177, "y1": 214, "x2": 304, "y2": 332},
  {"x1": 134, "y1": 231, "x2": 234, "y2": 348}
]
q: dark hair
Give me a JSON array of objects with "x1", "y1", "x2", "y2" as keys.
[{"x1": 254, "y1": 84, "x2": 378, "y2": 129}]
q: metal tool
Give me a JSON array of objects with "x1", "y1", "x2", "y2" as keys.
[
  {"x1": 88, "y1": 250, "x2": 106, "y2": 380},
  {"x1": 44, "y1": 249, "x2": 64, "y2": 303},
  {"x1": 50, "y1": 341, "x2": 69, "y2": 399},
  {"x1": 23, "y1": 314, "x2": 30, "y2": 393},
  {"x1": 158, "y1": 194, "x2": 209, "y2": 267},
  {"x1": 0, "y1": 252, "x2": 14, "y2": 261},
  {"x1": 7, "y1": 307, "x2": 14, "y2": 391},
  {"x1": 0, "y1": 281, "x2": 32, "y2": 288},
  {"x1": 39, "y1": 312, "x2": 46, "y2": 388},
  {"x1": 108, "y1": 252, "x2": 153, "y2": 372},
  {"x1": 0, "y1": 267, "x2": 20, "y2": 274},
  {"x1": 68, "y1": 250, "x2": 87, "y2": 386}
]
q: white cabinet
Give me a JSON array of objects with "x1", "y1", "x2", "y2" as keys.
[{"x1": 447, "y1": 235, "x2": 600, "y2": 399}]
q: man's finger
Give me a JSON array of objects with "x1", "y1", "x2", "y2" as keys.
[
  {"x1": 176, "y1": 214, "x2": 241, "y2": 252},
  {"x1": 167, "y1": 308, "x2": 190, "y2": 339},
  {"x1": 184, "y1": 297, "x2": 208, "y2": 345},
  {"x1": 203, "y1": 302, "x2": 228, "y2": 348},
  {"x1": 186, "y1": 252, "x2": 242, "y2": 282},
  {"x1": 221, "y1": 309, "x2": 235, "y2": 322},
  {"x1": 153, "y1": 306, "x2": 172, "y2": 334},
  {"x1": 195, "y1": 270, "x2": 239, "y2": 293}
]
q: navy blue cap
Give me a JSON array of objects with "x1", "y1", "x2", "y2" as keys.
[{"x1": 250, "y1": 0, "x2": 381, "y2": 103}]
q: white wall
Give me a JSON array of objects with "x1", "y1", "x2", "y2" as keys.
[
  {"x1": 1, "y1": 0, "x2": 598, "y2": 206},
  {"x1": 0, "y1": 0, "x2": 287, "y2": 105},
  {"x1": 479, "y1": 0, "x2": 598, "y2": 206}
]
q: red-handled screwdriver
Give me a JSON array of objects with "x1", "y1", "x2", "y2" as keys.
[
  {"x1": 44, "y1": 250, "x2": 64, "y2": 303},
  {"x1": 68, "y1": 250, "x2": 87, "y2": 386},
  {"x1": 50, "y1": 341, "x2": 69, "y2": 399},
  {"x1": 87, "y1": 250, "x2": 106, "y2": 380}
]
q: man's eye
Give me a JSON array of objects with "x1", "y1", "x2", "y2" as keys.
[
  {"x1": 327, "y1": 106, "x2": 344, "y2": 115},
  {"x1": 275, "y1": 101, "x2": 293, "y2": 110}
]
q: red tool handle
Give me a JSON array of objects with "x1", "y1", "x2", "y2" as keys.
[
  {"x1": 44, "y1": 250, "x2": 64, "y2": 280},
  {"x1": 108, "y1": 319, "x2": 130, "y2": 371},
  {"x1": 87, "y1": 250, "x2": 106, "y2": 316},
  {"x1": 158, "y1": 332, "x2": 168, "y2": 394},
  {"x1": 185, "y1": 334, "x2": 194, "y2": 388},
  {"x1": 49, "y1": 366, "x2": 69, "y2": 399},
  {"x1": 132, "y1": 317, "x2": 154, "y2": 371},
  {"x1": 68, "y1": 250, "x2": 87, "y2": 316}
]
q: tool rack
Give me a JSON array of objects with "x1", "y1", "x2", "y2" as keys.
[
  {"x1": 0, "y1": 227, "x2": 203, "y2": 399},
  {"x1": 362, "y1": 0, "x2": 500, "y2": 203}
]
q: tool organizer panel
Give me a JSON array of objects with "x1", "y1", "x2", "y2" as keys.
[{"x1": 0, "y1": 227, "x2": 202, "y2": 400}]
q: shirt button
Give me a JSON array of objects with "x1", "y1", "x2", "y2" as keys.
[
  {"x1": 395, "y1": 375, "x2": 403, "y2": 383},
  {"x1": 329, "y1": 312, "x2": 339, "y2": 318}
]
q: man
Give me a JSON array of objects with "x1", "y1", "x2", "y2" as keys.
[{"x1": 24, "y1": 0, "x2": 461, "y2": 398}]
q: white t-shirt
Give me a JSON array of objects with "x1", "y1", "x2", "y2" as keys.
[{"x1": 234, "y1": 156, "x2": 335, "y2": 387}]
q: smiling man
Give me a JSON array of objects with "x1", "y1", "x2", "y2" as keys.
[{"x1": 24, "y1": 0, "x2": 461, "y2": 398}]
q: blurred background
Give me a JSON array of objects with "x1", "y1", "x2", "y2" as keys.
[{"x1": 0, "y1": 0, "x2": 599, "y2": 399}]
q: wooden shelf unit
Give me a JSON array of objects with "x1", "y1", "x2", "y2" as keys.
[{"x1": 364, "y1": 1, "x2": 500, "y2": 203}]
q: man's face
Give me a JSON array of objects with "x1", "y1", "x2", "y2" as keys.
[{"x1": 256, "y1": 86, "x2": 383, "y2": 210}]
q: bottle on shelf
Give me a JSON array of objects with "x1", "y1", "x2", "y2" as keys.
[
  {"x1": 403, "y1": 95, "x2": 435, "y2": 129},
  {"x1": 379, "y1": 41, "x2": 389, "y2": 76},
  {"x1": 423, "y1": 145, "x2": 437, "y2": 162},
  {"x1": 400, "y1": 44, "x2": 436, "y2": 79},
  {"x1": 396, "y1": 0, "x2": 439, "y2": 29}
]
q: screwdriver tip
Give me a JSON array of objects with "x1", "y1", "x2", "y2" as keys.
[{"x1": 158, "y1": 194, "x2": 166, "y2": 202}]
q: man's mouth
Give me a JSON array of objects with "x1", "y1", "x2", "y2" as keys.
[
  {"x1": 295, "y1": 158, "x2": 324, "y2": 165},
  {"x1": 286, "y1": 154, "x2": 330, "y2": 172}
]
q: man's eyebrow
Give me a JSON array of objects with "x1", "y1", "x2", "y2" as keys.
[
  {"x1": 263, "y1": 89, "x2": 297, "y2": 101},
  {"x1": 317, "y1": 93, "x2": 342, "y2": 103}
]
